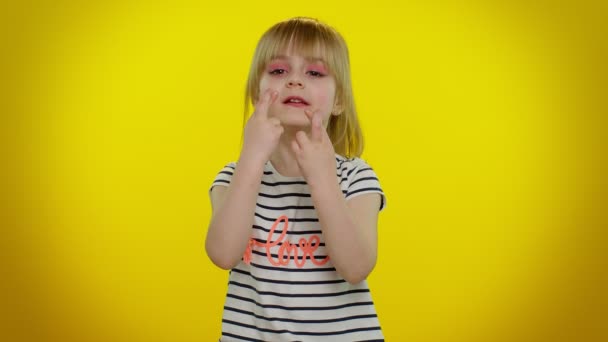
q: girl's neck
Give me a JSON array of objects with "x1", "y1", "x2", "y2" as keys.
[{"x1": 269, "y1": 128, "x2": 304, "y2": 178}]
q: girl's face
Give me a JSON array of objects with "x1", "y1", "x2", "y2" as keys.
[{"x1": 259, "y1": 53, "x2": 337, "y2": 129}]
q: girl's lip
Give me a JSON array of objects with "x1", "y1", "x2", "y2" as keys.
[
  {"x1": 284, "y1": 102, "x2": 309, "y2": 108},
  {"x1": 282, "y1": 96, "x2": 309, "y2": 106}
]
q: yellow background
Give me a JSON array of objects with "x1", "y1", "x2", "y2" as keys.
[{"x1": 2, "y1": 1, "x2": 606, "y2": 341}]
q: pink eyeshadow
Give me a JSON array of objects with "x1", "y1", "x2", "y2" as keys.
[
  {"x1": 267, "y1": 63, "x2": 288, "y2": 71},
  {"x1": 310, "y1": 64, "x2": 328, "y2": 74}
]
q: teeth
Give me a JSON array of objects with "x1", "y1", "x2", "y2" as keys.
[{"x1": 289, "y1": 98, "x2": 302, "y2": 103}]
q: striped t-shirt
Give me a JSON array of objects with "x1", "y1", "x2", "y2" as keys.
[{"x1": 210, "y1": 154, "x2": 386, "y2": 341}]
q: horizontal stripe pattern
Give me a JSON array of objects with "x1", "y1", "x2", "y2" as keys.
[{"x1": 211, "y1": 156, "x2": 385, "y2": 341}]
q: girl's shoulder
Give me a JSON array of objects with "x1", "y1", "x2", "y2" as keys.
[{"x1": 335, "y1": 154, "x2": 375, "y2": 173}]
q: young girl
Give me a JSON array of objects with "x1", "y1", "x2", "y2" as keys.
[{"x1": 206, "y1": 17, "x2": 386, "y2": 341}]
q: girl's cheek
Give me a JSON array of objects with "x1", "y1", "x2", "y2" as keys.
[
  {"x1": 316, "y1": 92, "x2": 332, "y2": 106},
  {"x1": 267, "y1": 103, "x2": 281, "y2": 118},
  {"x1": 260, "y1": 77, "x2": 278, "y2": 90},
  {"x1": 259, "y1": 76, "x2": 270, "y2": 88}
]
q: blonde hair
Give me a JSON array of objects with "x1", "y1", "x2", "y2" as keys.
[{"x1": 244, "y1": 17, "x2": 364, "y2": 158}]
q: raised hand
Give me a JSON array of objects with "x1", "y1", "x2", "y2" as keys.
[
  {"x1": 241, "y1": 89, "x2": 284, "y2": 165},
  {"x1": 291, "y1": 110, "x2": 337, "y2": 188}
]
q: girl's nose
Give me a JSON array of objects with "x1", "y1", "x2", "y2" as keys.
[{"x1": 286, "y1": 79, "x2": 304, "y2": 88}]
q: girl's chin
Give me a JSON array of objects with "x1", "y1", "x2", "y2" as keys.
[
  {"x1": 270, "y1": 114, "x2": 310, "y2": 128},
  {"x1": 280, "y1": 118, "x2": 309, "y2": 126}
]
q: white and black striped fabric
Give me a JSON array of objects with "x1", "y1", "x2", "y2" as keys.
[{"x1": 210, "y1": 155, "x2": 386, "y2": 341}]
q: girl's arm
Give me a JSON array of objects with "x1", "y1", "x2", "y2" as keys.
[
  {"x1": 206, "y1": 157, "x2": 265, "y2": 269},
  {"x1": 292, "y1": 110, "x2": 382, "y2": 284},
  {"x1": 206, "y1": 90, "x2": 282, "y2": 269},
  {"x1": 309, "y1": 180, "x2": 381, "y2": 284}
]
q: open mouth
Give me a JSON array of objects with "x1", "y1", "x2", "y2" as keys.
[{"x1": 283, "y1": 96, "x2": 309, "y2": 106}]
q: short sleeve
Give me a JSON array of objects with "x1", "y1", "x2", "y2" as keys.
[
  {"x1": 344, "y1": 158, "x2": 386, "y2": 211},
  {"x1": 209, "y1": 162, "x2": 236, "y2": 195}
]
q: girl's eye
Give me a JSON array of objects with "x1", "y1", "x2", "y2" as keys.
[
  {"x1": 307, "y1": 70, "x2": 325, "y2": 77},
  {"x1": 269, "y1": 69, "x2": 286, "y2": 75}
]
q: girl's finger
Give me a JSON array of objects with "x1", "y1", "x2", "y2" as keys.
[
  {"x1": 291, "y1": 139, "x2": 301, "y2": 155},
  {"x1": 304, "y1": 109, "x2": 314, "y2": 122},
  {"x1": 254, "y1": 89, "x2": 277, "y2": 118},
  {"x1": 269, "y1": 117, "x2": 281, "y2": 126},
  {"x1": 311, "y1": 111, "x2": 323, "y2": 142},
  {"x1": 295, "y1": 130, "x2": 310, "y2": 147}
]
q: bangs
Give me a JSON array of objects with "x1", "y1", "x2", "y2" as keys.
[{"x1": 254, "y1": 19, "x2": 343, "y2": 77}]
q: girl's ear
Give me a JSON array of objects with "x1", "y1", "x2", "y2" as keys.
[{"x1": 332, "y1": 103, "x2": 343, "y2": 116}]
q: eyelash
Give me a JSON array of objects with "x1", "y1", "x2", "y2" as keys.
[
  {"x1": 268, "y1": 69, "x2": 326, "y2": 77},
  {"x1": 308, "y1": 70, "x2": 325, "y2": 77}
]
